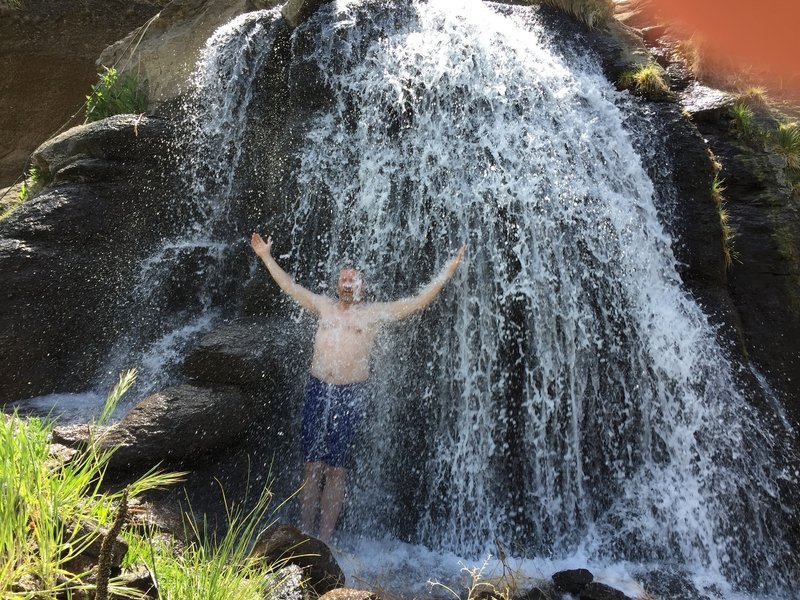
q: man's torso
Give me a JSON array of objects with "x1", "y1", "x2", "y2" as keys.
[{"x1": 310, "y1": 302, "x2": 382, "y2": 384}]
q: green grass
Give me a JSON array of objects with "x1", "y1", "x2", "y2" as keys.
[
  {"x1": 1, "y1": 366, "x2": 295, "y2": 599},
  {"x1": 85, "y1": 67, "x2": 148, "y2": 124},
  {"x1": 0, "y1": 165, "x2": 49, "y2": 223},
  {"x1": 729, "y1": 101, "x2": 755, "y2": 138},
  {"x1": 122, "y1": 473, "x2": 293, "y2": 600},
  {"x1": 775, "y1": 121, "x2": 800, "y2": 171},
  {"x1": 618, "y1": 64, "x2": 672, "y2": 100},
  {"x1": 540, "y1": 0, "x2": 614, "y2": 28},
  {"x1": 710, "y1": 174, "x2": 738, "y2": 269},
  {"x1": 0, "y1": 370, "x2": 185, "y2": 598}
]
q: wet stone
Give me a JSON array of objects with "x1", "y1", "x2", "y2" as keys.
[
  {"x1": 552, "y1": 568, "x2": 594, "y2": 594},
  {"x1": 579, "y1": 581, "x2": 633, "y2": 600}
]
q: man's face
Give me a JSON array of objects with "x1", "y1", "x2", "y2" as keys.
[{"x1": 337, "y1": 268, "x2": 363, "y2": 304}]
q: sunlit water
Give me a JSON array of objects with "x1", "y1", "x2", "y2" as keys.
[
  {"x1": 275, "y1": 0, "x2": 798, "y2": 596},
  {"x1": 22, "y1": 0, "x2": 799, "y2": 596}
]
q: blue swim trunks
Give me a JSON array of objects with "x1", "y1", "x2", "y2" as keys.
[{"x1": 301, "y1": 375, "x2": 367, "y2": 468}]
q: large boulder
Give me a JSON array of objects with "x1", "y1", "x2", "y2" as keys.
[
  {"x1": 98, "y1": 0, "x2": 283, "y2": 110},
  {"x1": 250, "y1": 524, "x2": 345, "y2": 596},
  {"x1": 53, "y1": 384, "x2": 249, "y2": 470},
  {"x1": 0, "y1": 116, "x2": 177, "y2": 404}
]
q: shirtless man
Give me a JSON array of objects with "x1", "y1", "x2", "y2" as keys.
[{"x1": 250, "y1": 232, "x2": 465, "y2": 542}]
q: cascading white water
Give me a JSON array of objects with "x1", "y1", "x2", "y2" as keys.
[
  {"x1": 95, "y1": 9, "x2": 283, "y2": 400},
  {"x1": 264, "y1": 0, "x2": 798, "y2": 594}
]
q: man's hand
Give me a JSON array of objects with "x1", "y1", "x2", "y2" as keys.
[
  {"x1": 251, "y1": 232, "x2": 273, "y2": 259},
  {"x1": 444, "y1": 245, "x2": 467, "y2": 278}
]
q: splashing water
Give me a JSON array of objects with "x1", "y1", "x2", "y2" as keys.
[
  {"x1": 263, "y1": 0, "x2": 798, "y2": 595},
  {"x1": 93, "y1": 9, "x2": 284, "y2": 403}
]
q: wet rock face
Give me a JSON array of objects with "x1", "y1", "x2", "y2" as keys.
[
  {"x1": 694, "y1": 116, "x2": 800, "y2": 426},
  {"x1": 0, "y1": 116, "x2": 178, "y2": 404}
]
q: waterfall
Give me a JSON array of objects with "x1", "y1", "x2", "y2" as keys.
[
  {"x1": 256, "y1": 0, "x2": 797, "y2": 594},
  {"x1": 94, "y1": 9, "x2": 283, "y2": 398},
  {"x1": 69, "y1": 0, "x2": 798, "y2": 594}
]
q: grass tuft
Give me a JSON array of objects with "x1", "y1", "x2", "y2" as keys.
[
  {"x1": 85, "y1": 67, "x2": 148, "y2": 124},
  {"x1": 618, "y1": 64, "x2": 672, "y2": 100},
  {"x1": 0, "y1": 371, "x2": 185, "y2": 598},
  {"x1": 710, "y1": 174, "x2": 738, "y2": 269},
  {"x1": 736, "y1": 86, "x2": 769, "y2": 108},
  {"x1": 728, "y1": 101, "x2": 755, "y2": 138},
  {"x1": 775, "y1": 122, "x2": 800, "y2": 171},
  {"x1": 541, "y1": 0, "x2": 614, "y2": 29}
]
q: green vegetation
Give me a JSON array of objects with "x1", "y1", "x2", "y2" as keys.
[
  {"x1": 0, "y1": 370, "x2": 183, "y2": 598},
  {"x1": 127, "y1": 483, "x2": 289, "y2": 600},
  {"x1": 736, "y1": 86, "x2": 769, "y2": 108},
  {"x1": 710, "y1": 174, "x2": 737, "y2": 269},
  {"x1": 728, "y1": 101, "x2": 755, "y2": 138},
  {"x1": 775, "y1": 121, "x2": 800, "y2": 171},
  {"x1": 540, "y1": 0, "x2": 614, "y2": 29},
  {"x1": 618, "y1": 64, "x2": 672, "y2": 101},
  {"x1": 0, "y1": 370, "x2": 290, "y2": 599},
  {"x1": 0, "y1": 165, "x2": 49, "y2": 223},
  {"x1": 85, "y1": 67, "x2": 148, "y2": 124}
]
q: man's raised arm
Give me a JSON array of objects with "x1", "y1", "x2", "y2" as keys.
[
  {"x1": 376, "y1": 245, "x2": 466, "y2": 321},
  {"x1": 250, "y1": 232, "x2": 327, "y2": 315}
]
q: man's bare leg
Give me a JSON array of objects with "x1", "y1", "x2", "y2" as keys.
[
  {"x1": 318, "y1": 465, "x2": 347, "y2": 543},
  {"x1": 300, "y1": 462, "x2": 325, "y2": 535}
]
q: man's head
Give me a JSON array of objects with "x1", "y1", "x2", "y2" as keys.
[{"x1": 337, "y1": 267, "x2": 364, "y2": 304}]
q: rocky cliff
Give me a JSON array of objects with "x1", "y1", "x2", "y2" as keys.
[{"x1": 0, "y1": 0, "x2": 167, "y2": 186}]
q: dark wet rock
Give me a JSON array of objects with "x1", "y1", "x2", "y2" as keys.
[
  {"x1": 579, "y1": 582, "x2": 633, "y2": 600},
  {"x1": 53, "y1": 384, "x2": 250, "y2": 471},
  {"x1": 31, "y1": 115, "x2": 172, "y2": 181},
  {"x1": 680, "y1": 83, "x2": 735, "y2": 124},
  {"x1": 694, "y1": 116, "x2": 800, "y2": 426},
  {"x1": 553, "y1": 568, "x2": 594, "y2": 594},
  {"x1": 119, "y1": 568, "x2": 158, "y2": 598},
  {"x1": 637, "y1": 569, "x2": 712, "y2": 600},
  {"x1": 250, "y1": 524, "x2": 345, "y2": 596},
  {"x1": 182, "y1": 318, "x2": 310, "y2": 386},
  {"x1": 0, "y1": 116, "x2": 178, "y2": 405},
  {"x1": 282, "y1": 0, "x2": 330, "y2": 28}
]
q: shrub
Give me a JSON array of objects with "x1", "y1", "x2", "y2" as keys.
[
  {"x1": 85, "y1": 67, "x2": 148, "y2": 124},
  {"x1": 618, "y1": 64, "x2": 672, "y2": 100},
  {"x1": 775, "y1": 122, "x2": 800, "y2": 171}
]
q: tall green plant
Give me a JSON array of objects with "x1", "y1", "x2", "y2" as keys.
[
  {"x1": 0, "y1": 370, "x2": 184, "y2": 598},
  {"x1": 85, "y1": 67, "x2": 148, "y2": 124}
]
